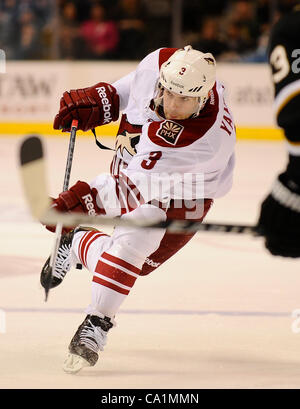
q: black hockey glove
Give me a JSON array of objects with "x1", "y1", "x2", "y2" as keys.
[{"x1": 257, "y1": 157, "x2": 300, "y2": 257}]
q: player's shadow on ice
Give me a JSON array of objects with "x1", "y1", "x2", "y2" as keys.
[
  {"x1": 69, "y1": 353, "x2": 300, "y2": 385},
  {"x1": 71, "y1": 368, "x2": 182, "y2": 377}
]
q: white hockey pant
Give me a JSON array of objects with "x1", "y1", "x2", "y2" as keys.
[{"x1": 71, "y1": 204, "x2": 166, "y2": 319}]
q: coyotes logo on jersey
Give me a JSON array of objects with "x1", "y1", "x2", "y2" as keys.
[
  {"x1": 156, "y1": 120, "x2": 184, "y2": 145},
  {"x1": 114, "y1": 114, "x2": 142, "y2": 157},
  {"x1": 115, "y1": 130, "x2": 140, "y2": 156}
]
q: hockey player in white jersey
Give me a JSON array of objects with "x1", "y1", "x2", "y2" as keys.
[{"x1": 43, "y1": 46, "x2": 236, "y2": 373}]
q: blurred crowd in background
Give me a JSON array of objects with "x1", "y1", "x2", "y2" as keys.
[{"x1": 0, "y1": 0, "x2": 296, "y2": 62}]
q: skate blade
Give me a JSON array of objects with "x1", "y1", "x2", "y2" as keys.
[{"x1": 62, "y1": 353, "x2": 91, "y2": 374}]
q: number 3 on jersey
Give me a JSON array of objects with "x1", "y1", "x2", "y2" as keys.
[{"x1": 141, "y1": 151, "x2": 162, "y2": 170}]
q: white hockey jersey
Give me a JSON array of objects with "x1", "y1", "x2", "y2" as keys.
[{"x1": 91, "y1": 47, "x2": 236, "y2": 216}]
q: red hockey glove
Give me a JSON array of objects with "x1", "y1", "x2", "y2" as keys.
[
  {"x1": 45, "y1": 180, "x2": 105, "y2": 233},
  {"x1": 53, "y1": 82, "x2": 120, "y2": 132}
]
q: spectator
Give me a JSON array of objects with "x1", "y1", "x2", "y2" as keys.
[
  {"x1": 191, "y1": 16, "x2": 229, "y2": 58},
  {"x1": 225, "y1": 20, "x2": 249, "y2": 55},
  {"x1": 80, "y1": 2, "x2": 119, "y2": 59},
  {"x1": 0, "y1": 0, "x2": 277, "y2": 62},
  {"x1": 224, "y1": 1, "x2": 260, "y2": 53},
  {"x1": 0, "y1": 0, "x2": 18, "y2": 59},
  {"x1": 1, "y1": 0, "x2": 55, "y2": 60},
  {"x1": 240, "y1": 22, "x2": 270, "y2": 63},
  {"x1": 182, "y1": 0, "x2": 228, "y2": 34},
  {"x1": 59, "y1": 1, "x2": 82, "y2": 59},
  {"x1": 31, "y1": 0, "x2": 53, "y2": 26},
  {"x1": 15, "y1": 6, "x2": 42, "y2": 59},
  {"x1": 256, "y1": 0, "x2": 270, "y2": 26},
  {"x1": 141, "y1": 0, "x2": 171, "y2": 52},
  {"x1": 114, "y1": 0, "x2": 147, "y2": 60}
]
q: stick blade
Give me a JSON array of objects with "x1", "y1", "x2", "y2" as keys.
[
  {"x1": 19, "y1": 136, "x2": 51, "y2": 220},
  {"x1": 20, "y1": 136, "x2": 43, "y2": 165}
]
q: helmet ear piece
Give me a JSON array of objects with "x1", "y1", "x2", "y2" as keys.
[{"x1": 153, "y1": 82, "x2": 164, "y2": 112}]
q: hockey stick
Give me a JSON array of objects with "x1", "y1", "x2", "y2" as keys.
[
  {"x1": 19, "y1": 135, "x2": 261, "y2": 237},
  {"x1": 45, "y1": 119, "x2": 79, "y2": 301},
  {"x1": 38, "y1": 208, "x2": 259, "y2": 235},
  {"x1": 20, "y1": 121, "x2": 78, "y2": 301}
]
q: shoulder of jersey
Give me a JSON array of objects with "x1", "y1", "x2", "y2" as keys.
[
  {"x1": 158, "y1": 48, "x2": 179, "y2": 69},
  {"x1": 146, "y1": 83, "x2": 220, "y2": 148},
  {"x1": 137, "y1": 47, "x2": 178, "y2": 73},
  {"x1": 270, "y1": 9, "x2": 300, "y2": 41}
]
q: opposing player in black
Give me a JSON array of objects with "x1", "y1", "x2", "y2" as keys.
[{"x1": 257, "y1": 4, "x2": 300, "y2": 257}]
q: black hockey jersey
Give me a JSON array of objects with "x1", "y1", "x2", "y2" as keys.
[{"x1": 268, "y1": 7, "x2": 300, "y2": 140}]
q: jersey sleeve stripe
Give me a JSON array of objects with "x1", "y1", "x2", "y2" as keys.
[{"x1": 158, "y1": 48, "x2": 178, "y2": 69}]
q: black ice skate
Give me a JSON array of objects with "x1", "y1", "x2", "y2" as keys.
[
  {"x1": 40, "y1": 227, "x2": 96, "y2": 289},
  {"x1": 63, "y1": 314, "x2": 114, "y2": 374},
  {"x1": 40, "y1": 229, "x2": 75, "y2": 289}
]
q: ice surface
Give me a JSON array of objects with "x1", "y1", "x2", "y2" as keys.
[{"x1": 1, "y1": 136, "x2": 299, "y2": 389}]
